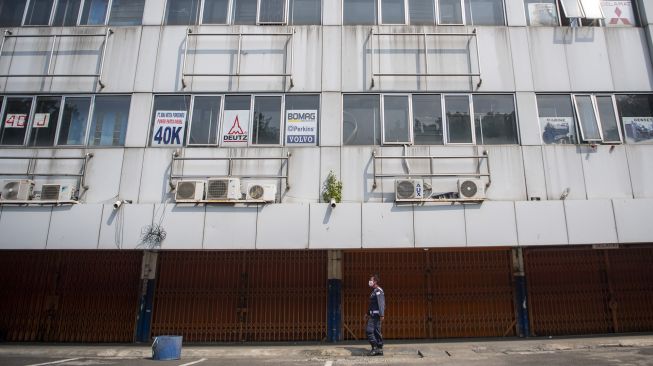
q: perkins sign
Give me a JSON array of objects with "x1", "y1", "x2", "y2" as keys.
[{"x1": 285, "y1": 109, "x2": 317, "y2": 146}]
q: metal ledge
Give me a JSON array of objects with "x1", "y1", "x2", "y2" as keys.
[
  {"x1": 175, "y1": 199, "x2": 269, "y2": 204},
  {"x1": 0, "y1": 200, "x2": 79, "y2": 206},
  {"x1": 395, "y1": 198, "x2": 485, "y2": 204}
]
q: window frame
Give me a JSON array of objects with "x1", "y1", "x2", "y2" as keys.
[
  {"x1": 438, "y1": 0, "x2": 466, "y2": 25},
  {"x1": 524, "y1": 0, "x2": 562, "y2": 26},
  {"x1": 19, "y1": 0, "x2": 124, "y2": 27},
  {"x1": 472, "y1": 93, "x2": 519, "y2": 145},
  {"x1": 575, "y1": 93, "x2": 622, "y2": 144},
  {"x1": 250, "y1": 94, "x2": 285, "y2": 146},
  {"x1": 55, "y1": 95, "x2": 94, "y2": 146},
  {"x1": 256, "y1": 0, "x2": 288, "y2": 24},
  {"x1": 379, "y1": 0, "x2": 409, "y2": 25},
  {"x1": 199, "y1": 0, "x2": 232, "y2": 24},
  {"x1": 0, "y1": 95, "x2": 36, "y2": 146},
  {"x1": 572, "y1": 94, "x2": 603, "y2": 143},
  {"x1": 381, "y1": 93, "x2": 413, "y2": 145},
  {"x1": 443, "y1": 93, "x2": 475, "y2": 145},
  {"x1": 22, "y1": 0, "x2": 57, "y2": 26},
  {"x1": 186, "y1": 94, "x2": 224, "y2": 146}
]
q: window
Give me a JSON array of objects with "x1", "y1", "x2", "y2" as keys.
[
  {"x1": 464, "y1": 0, "x2": 505, "y2": 25},
  {"x1": 189, "y1": 95, "x2": 221, "y2": 145},
  {"x1": 53, "y1": 0, "x2": 82, "y2": 26},
  {"x1": 232, "y1": 0, "x2": 257, "y2": 24},
  {"x1": 284, "y1": 94, "x2": 319, "y2": 146},
  {"x1": 252, "y1": 96, "x2": 283, "y2": 145},
  {"x1": 616, "y1": 95, "x2": 653, "y2": 144},
  {"x1": 24, "y1": 0, "x2": 55, "y2": 25},
  {"x1": 28, "y1": 96, "x2": 61, "y2": 147},
  {"x1": 524, "y1": 0, "x2": 558, "y2": 26},
  {"x1": 58, "y1": 97, "x2": 91, "y2": 145},
  {"x1": 150, "y1": 95, "x2": 191, "y2": 147},
  {"x1": 165, "y1": 0, "x2": 200, "y2": 25},
  {"x1": 88, "y1": 95, "x2": 130, "y2": 146},
  {"x1": 222, "y1": 95, "x2": 251, "y2": 146},
  {"x1": 108, "y1": 0, "x2": 145, "y2": 25},
  {"x1": 258, "y1": 0, "x2": 287, "y2": 24},
  {"x1": 343, "y1": 95, "x2": 381, "y2": 145},
  {"x1": 0, "y1": 0, "x2": 28, "y2": 27},
  {"x1": 382, "y1": 95, "x2": 411, "y2": 144},
  {"x1": 409, "y1": 0, "x2": 435, "y2": 25},
  {"x1": 445, "y1": 95, "x2": 473, "y2": 144},
  {"x1": 381, "y1": 0, "x2": 405, "y2": 24},
  {"x1": 537, "y1": 95, "x2": 578, "y2": 144},
  {"x1": 80, "y1": 0, "x2": 110, "y2": 25},
  {"x1": 289, "y1": 0, "x2": 321, "y2": 25},
  {"x1": 573, "y1": 94, "x2": 622, "y2": 143},
  {"x1": 473, "y1": 95, "x2": 517, "y2": 145},
  {"x1": 439, "y1": 0, "x2": 464, "y2": 24},
  {"x1": 596, "y1": 95, "x2": 621, "y2": 143},
  {"x1": 343, "y1": 0, "x2": 377, "y2": 25},
  {"x1": 201, "y1": 0, "x2": 230, "y2": 24},
  {"x1": 0, "y1": 97, "x2": 33, "y2": 146},
  {"x1": 412, "y1": 94, "x2": 443, "y2": 145}
]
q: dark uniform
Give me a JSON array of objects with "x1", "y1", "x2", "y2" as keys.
[{"x1": 366, "y1": 286, "x2": 385, "y2": 352}]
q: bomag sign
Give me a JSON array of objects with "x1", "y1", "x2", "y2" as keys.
[{"x1": 286, "y1": 109, "x2": 317, "y2": 146}]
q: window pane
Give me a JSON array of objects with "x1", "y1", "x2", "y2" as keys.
[
  {"x1": 616, "y1": 94, "x2": 653, "y2": 144},
  {"x1": 343, "y1": 95, "x2": 380, "y2": 145},
  {"x1": 0, "y1": 0, "x2": 28, "y2": 27},
  {"x1": 150, "y1": 95, "x2": 190, "y2": 146},
  {"x1": 259, "y1": 0, "x2": 286, "y2": 23},
  {"x1": 579, "y1": 0, "x2": 603, "y2": 19},
  {"x1": 58, "y1": 97, "x2": 91, "y2": 145},
  {"x1": 575, "y1": 95, "x2": 601, "y2": 141},
  {"x1": 165, "y1": 0, "x2": 199, "y2": 25},
  {"x1": 225, "y1": 95, "x2": 251, "y2": 110},
  {"x1": 29, "y1": 96, "x2": 61, "y2": 147},
  {"x1": 189, "y1": 96, "x2": 221, "y2": 145},
  {"x1": 537, "y1": 95, "x2": 578, "y2": 144},
  {"x1": 108, "y1": 0, "x2": 145, "y2": 25},
  {"x1": 233, "y1": 0, "x2": 257, "y2": 24},
  {"x1": 596, "y1": 96, "x2": 620, "y2": 142},
  {"x1": 409, "y1": 0, "x2": 435, "y2": 25},
  {"x1": 439, "y1": 0, "x2": 463, "y2": 24},
  {"x1": 290, "y1": 0, "x2": 320, "y2": 25},
  {"x1": 88, "y1": 96, "x2": 130, "y2": 146},
  {"x1": 343, "y1": 0, "x2": 376, "y2": 25},
  {"x1": 80, "y1": 0, "x2": 109, "y2": 24},
  {"x1": 0, "y1": 97, "x2": 32, "y2": 146},
  {"x1": 382, "y1": 0, "x2": 405, "y2": 24},
  {"x1": 285, "y1": 95, "x2": 319, "y2": 146},
  {"x1": 560, "y1": 0, "x2": 582, "y2": 17},
  {"x1": 202, "y1": 0, "x2": 229, "y2": 24},
  {"x1": 252, "y1": 96, "x2": 282, "y2": 145},
  {"x1": 524, "y1": 0, "x2": 557, "y2": 25},
  {"x1": 465, "y1": 0, "x2": 504, "y2": 25},
  {"x1": 472, "y1": 95, "x2": 517, "y2": 145},
  {"x1": 383, "y1": 96, "x2": 410, "y2": 143},
  {"x1": 412, "y1": 95, "x2": 443, "y2": 145},
  {"x1": 445, "y1": 95, "x2": 472, "y2": 143},
  {"x1": 53, "y1": 0, "x2": 81, "y2": 26},
  {"x1": 24, "y1": 0, "x2": 55, "y2": 25}
]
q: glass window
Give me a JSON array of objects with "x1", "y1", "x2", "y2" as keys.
[
  {"x1": 189, "y1": 96, "x2": 221, "y2": 145},
  {"x1": 537, "y1": 95, "x2": 578, "y2": 144},
  {"x1": 343, "y1": 0, "x2": 376, "y2": 25},
  {"x1": 559, "y1": 0, "x2": 582, "y2": 18},
  {"x1": 381, "y1": 0, "x2": 405, "y2": 24},
  {"x1": 165, "y1": 0, "x2": 199, "y2": 25},
  {"x1": 473, "y1": 95, "x2": 518, "y2": 145},
  {"x1": 80, "y1": 0, "x2": 109, "y2": 25},
  {"x1": 88, "y1": 96, "x2": 130, "y2": 146},
  {"x1": 578, "y1": 0, "x2": 603, "y2": 19},
  {"x1": 150, "y1": 95, "x2": 190, "y2": 147},
  {"x1": 58, "y1": 97, "x2": 91, "y2": 146},
  {"x1": 524, "y1": 0, "x2": 558, "y2": 25},
  {"x1": 382, "y1": 95, "x2": 410, "y2": 144},
  {"x1": 53, "y1": 0, "x2": 82, "y2": 26},
  {"x1": 616, "y1": 94, "x2": 653, "y2": 144},
  {"x1": 289, "y1": 0, "x2": 320, "y2": 25},
  {"x1": 0, "y1": 0, "x2": 28, "y2": 27},
  {"x1": 258, "y1": 0, "x2": 287, "y2": 23},
  {"x1": 108, "y1": 0, "x2": 145, "y2": 25},
  {"x1": 28, "y1": 96, "x2": 61, "y2": 147},
  {"x1": 201, "y1": 0, "x2": 229, "y2": 24},
  {"x1": 573, "y1": 95, "x2": 601, "y2": 141},
  {"x1": 439, "y1": 0, "x2": 463, "y2": 24},
  {"x1": 444, "y1": 95, "x2": 472, "y2": 144},
  {"x1": 343, "y1": 95, "x2": 380, "y2": 145},
  {"x1": 596, "y1": 96, "x2": 620, "y2": 143},
  {"x1": 24, "y1": 0, "x2": 55, "y2": 26},
  {"x1": 465, "y1": 0, "x2": 505, "y2": 25},
  {"x1": 232, "y1": 0, "x2": 257, "y2": 24},
  {"x1": 412, "y1": 94, "x2": 443, "y2": 145},
  {"x1": 284, "y1": 94, "x2": 319, "y2": 146},
  {"x1": 0, "y1": 97, "x2": 33, "y2": 146},
  {"x1": 409, "y1": 0, "x2": 435, "y2": 25},
  {"x1": 252, "y1": 96, "x2": 282, "y2": 145}
]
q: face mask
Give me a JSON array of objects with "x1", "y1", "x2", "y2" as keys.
[{"x1": 368, "y1": 280, "x2": 374, "y2": 287}]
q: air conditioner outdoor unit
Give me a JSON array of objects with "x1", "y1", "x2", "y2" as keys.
[
  {"x1": 1, "y1": 180, "x2": 34, "y2": 201},
  {"x1": 395, "y1": 179, "x2": 424, "y2": 200},
  {"x1": 246, "y1": 183, "x2": 276, "y2": 202},
  {"x1": 175, "y1": 180, "x2": 205, "y2": 202},
  {"x1": 206, "y1": 178, "x2": 241, "y2": 200},
  {"x1": 458, "y1": 179, "x2": 486, "y2": 199},
  {"x1": 40, "y1": 184, "x2": 76, "y2": 201}
]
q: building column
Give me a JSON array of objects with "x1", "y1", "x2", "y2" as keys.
[
  {"x1": 512, "y1": 248, "x2": 530, "y2": 337},
  {"x1": 135, "y1": 251, "x2": 158, "y2": 343},
  {"x1": 327, "y1": 250, "x2": 343, "y2": 342}
]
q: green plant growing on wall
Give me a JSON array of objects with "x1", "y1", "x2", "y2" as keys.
[{"x1": 322, "y1": 171, "x2": 342, "y2": 203}]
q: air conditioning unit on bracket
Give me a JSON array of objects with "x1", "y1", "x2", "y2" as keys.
[
  {"x1": 206, "y1": 178, "x2": 241, "y2": 200},
  {"x1": 1, "y1": 180, "x2": 34, "y2": 201},
  {"x1": 40, "y1": 184, "x2": 77, "y2": 201},
  {"x1": 246, "y1": 183, "x2": 276, "y2": 202},
  {"x1": 175, "y1": 180, "x2": 205, "y2": 202},
  {"x1": 395, "y1": 179, "x2": 424, "y2": 200},
  {"x1": 457, "y1": 179, "x2": 486, "y2": 200}
]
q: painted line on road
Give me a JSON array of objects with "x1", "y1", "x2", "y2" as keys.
[
  {"x1": 24, "y1": 358, "x2": 82, "y2": 366},
  {"x1": 178, "y1": 358, "x2": 207, "y2": 366},
  {"x1": 325, "y1": 361, "x2": 333, "y2": 366}
]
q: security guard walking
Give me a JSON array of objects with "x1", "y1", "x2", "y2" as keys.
[{"x1": 365, "y1": 274, "x2": 385, "y2": 356}]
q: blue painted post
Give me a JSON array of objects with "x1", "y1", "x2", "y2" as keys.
[
  {"x1": 513, "y1": 248, "x2": 530, "y2": 337},
  {"x1": 136, "y1": 278, "x2": 156, "y2": 342},
  {"x1": 327, "y1": 250, "x2": 343, "y2": 342}
]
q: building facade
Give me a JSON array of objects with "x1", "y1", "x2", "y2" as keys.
[{"x1": 0, "y1": 0, "x2": 652, "y2": 342}]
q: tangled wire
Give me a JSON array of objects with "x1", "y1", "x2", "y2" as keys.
[{"x1": 139, "y1": 224, "x2": 167, "y2": 249}]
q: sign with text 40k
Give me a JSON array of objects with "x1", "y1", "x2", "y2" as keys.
[
  {"x1": 152, "y1": 110, "x2": 186, "y2": 146},
  {"x1": 285, "y1": 109, "x2": 317, "y2": 146}
]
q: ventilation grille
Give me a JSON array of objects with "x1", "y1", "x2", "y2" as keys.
[
  {"x1": 248, "y1": 185, "x2": 265, "y2": 200},
  {"x1": 206, "y1": 179, "x2": 229, "y2": 200},
  {"x1": 459, "y1": 180, "x2": 478, "y2": 198},
  {"x1": 41, "y1": 184, "x2": 62, "y2": 200},
  {"x1": 177, "y1": 181, "x2": 199, "y2": 200}
]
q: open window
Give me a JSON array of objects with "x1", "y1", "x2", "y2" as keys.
[
  {"x1": 559, "y1": 0, "x2": 605, "y2": 26},
  {"x1": 573, "y1": 94, "x2": 622, "y2": 143}
]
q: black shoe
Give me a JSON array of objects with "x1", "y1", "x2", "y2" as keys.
[
  {"x1": 375, "y1": 349, "x2": 384, "y2": 356},
  {"x1": 368, "y1": 348, "x2": 379, "y2": 356}
]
